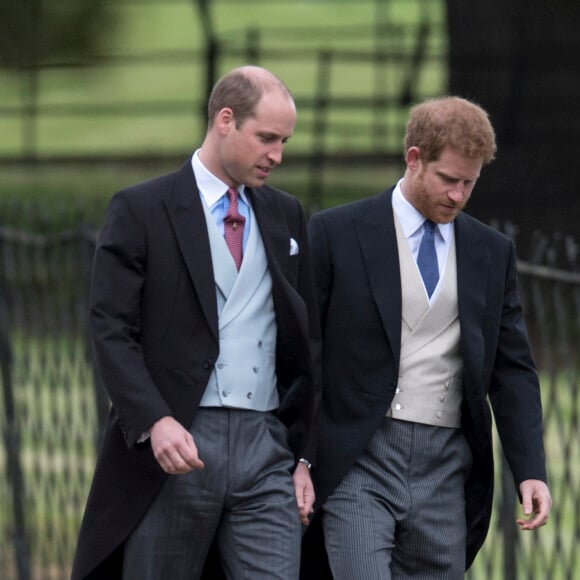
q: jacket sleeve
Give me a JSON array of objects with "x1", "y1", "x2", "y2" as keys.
[
  {"x1": 487, "y1": 240, "x2": 547, "y2": 485},
  {"x1": 90, "y1": 190, "x2": 172, "y2": 448}
]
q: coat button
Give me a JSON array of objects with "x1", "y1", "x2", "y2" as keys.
[
  {"x1": 247, "y1": 392, "x2": 253, "y2": 399},
  {"x1": 252, "y1": 366, "x2": 259, "y2": 373},
  {"x1": 203, "y1": 359, "x2": 214, "y2": 370},
  {"x1": 221, "y1": 390, "x2": 228, "y2": 398}
]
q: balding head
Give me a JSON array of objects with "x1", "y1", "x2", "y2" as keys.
[{"x1": 207, "y1": 65, "x2": 294, "y2": 129}]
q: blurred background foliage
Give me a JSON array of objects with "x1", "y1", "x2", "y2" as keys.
[
  {"x1": 0, "y1": 0, "x2": 577, "y2": 237},
  {"x1": 0, "y1": 0, "x2": 116, "y2": 67},
  {"x1": 0, "y1": 0, "x2": 447, "y2": 232}
]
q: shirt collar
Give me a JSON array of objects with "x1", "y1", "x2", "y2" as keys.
[
  {"x1": 191, "y1": 150, "x2": 247, "y2": 208},
  {"x1": 392, "y1": 178, "x2": 452, "y2": 242}
]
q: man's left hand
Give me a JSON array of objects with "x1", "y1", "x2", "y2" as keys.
[
  {"x1": 293, "y1": 462, "x2": 315, "y2": 526},
  {"x1": 517, "y1": 479, "x2": 552, "y2": 530}
]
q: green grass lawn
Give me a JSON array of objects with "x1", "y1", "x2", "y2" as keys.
[
  {"x1": 0, "y1": 0, "x2": 447, "y2": 223},
  {"x1": 1, "y1": 0, "x2": 447, "y2": 158}
]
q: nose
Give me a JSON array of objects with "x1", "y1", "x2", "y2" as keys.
[
  {"x1": 267, "y1": 143, "x2": 283, "y2": 166},
  {"x1": 448, "y1": 184, "x2": 465, "y2": 203}
]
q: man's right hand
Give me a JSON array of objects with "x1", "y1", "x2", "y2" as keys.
[{"x1": 150, "y1": 416, "x2": 205, "y2": 474}]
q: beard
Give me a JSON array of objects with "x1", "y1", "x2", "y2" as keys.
[{"x1": 412, "y1": 171, "x2": 466, "y2": 224}]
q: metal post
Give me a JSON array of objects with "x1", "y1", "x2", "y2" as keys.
[
  {"x1": 499, "y1": 452, "x2": 518, "y2": 579},
  {"x1": 307, "y1": 50, "x2": 332, "y2": 214},
  {"x1": 0, "y1": 290, "x2": 31, "y2": 580},
  {"x1": 194, "y1": 0, "x2": 219, "y2": 140}
]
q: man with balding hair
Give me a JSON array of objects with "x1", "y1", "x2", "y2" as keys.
[{"x1": 72, "y1": 66, "x2": 320, "y2": 580}]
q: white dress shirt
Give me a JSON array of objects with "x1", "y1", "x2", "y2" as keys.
[
  {"x1": 391, "y1": 179, "x2": 454, "y2": 301},
  {"x1": 192, "y1": 150, "x2": 251, "y2": 250}
]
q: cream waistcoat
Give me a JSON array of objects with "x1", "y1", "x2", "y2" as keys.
[{"x1": 389, "y1": 214, "x2": 463, "y2": 428}]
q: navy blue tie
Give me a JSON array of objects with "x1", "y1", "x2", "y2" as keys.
[{"x1": 417, "y1": 219, "x2": 439, "y2": 297}]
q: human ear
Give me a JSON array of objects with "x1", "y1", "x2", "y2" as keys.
[
  {"x1": 215, "y1": 107, "x2": 235, "y2": 134},
  {"x1": 405, "y1": 146, "x2": 421, "y2": 171}
]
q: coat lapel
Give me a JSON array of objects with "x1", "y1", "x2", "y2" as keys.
[
  {"x1": 354, "y1": 190, "x2": 402, "y2": 371},
  {"x1": 245, "y1": 187, "x2": 290, "y2": 281},
  {"x1": 197, "y1": 192, "x2": 238, "y2": 302},
  {"x1": 455, "y1": 214, "x2": 490, "y2": 393},
  {"x1": 163, "y1": 160, "x2": 219, "y2": 343}
]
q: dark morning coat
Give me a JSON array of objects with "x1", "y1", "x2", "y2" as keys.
[
  {"x1": 71, "y1": 159, "x2": 321, "y2": 580},
  {"x1": 300, "y1": 188, "x2": 547, "y2": 577}
]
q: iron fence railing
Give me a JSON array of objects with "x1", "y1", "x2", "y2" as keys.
[
  {"x1": 466, "y1": 228, "x2": 580, "y2": 580},
  {"x1": 0, "y1": 224, "x2": 578, "y2": 579}
]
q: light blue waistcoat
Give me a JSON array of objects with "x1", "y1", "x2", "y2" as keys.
[{"x1": 198, "y1": 197, "x2": 279, "y2": 411}]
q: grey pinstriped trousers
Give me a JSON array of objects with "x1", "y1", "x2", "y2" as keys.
[
  {"x1": 322, "y1": 417, "x2": 472, "y2": 579},
  {"x1": 123, "y1": 408, "x2": 302, "y2": 580}
]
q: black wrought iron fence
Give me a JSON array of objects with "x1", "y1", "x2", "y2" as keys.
[
  {"x1": 466, "y1": 227, "x2": 580, "y2": 580},
  {"x1": 0, "y1": 226, "x2": 99, "y2": 580},
  {"x1": 0, "y1": 223, "x2": 578, "y2": 579}
]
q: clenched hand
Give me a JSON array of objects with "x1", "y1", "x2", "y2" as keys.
[{"x1": 150, "y1": 416, "x2": 205, "y2": 474}]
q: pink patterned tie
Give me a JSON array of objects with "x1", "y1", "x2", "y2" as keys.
[{"x1": 224, "y1": 187, "x2": 245, "y2": 270}]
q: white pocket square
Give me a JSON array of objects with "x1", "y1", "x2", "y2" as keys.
[{"x1": 289, "y1": 237, "x2": 299, "y2": 256}]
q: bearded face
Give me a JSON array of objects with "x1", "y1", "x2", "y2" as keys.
[{"x1": 403, "y1": 147, "x2": 483, "y2": 224}]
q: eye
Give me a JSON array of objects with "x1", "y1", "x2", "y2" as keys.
[{"x1": 440, "y1": 174, "x2": 457, "y2": 184}]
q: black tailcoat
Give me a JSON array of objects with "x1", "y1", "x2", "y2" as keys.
[
  {"x1": 72, "y1": 160, "x2": 321, "y2": 579},
  {"x1": 301, "y1": 189, "x2": 546, "y2": 577}
]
